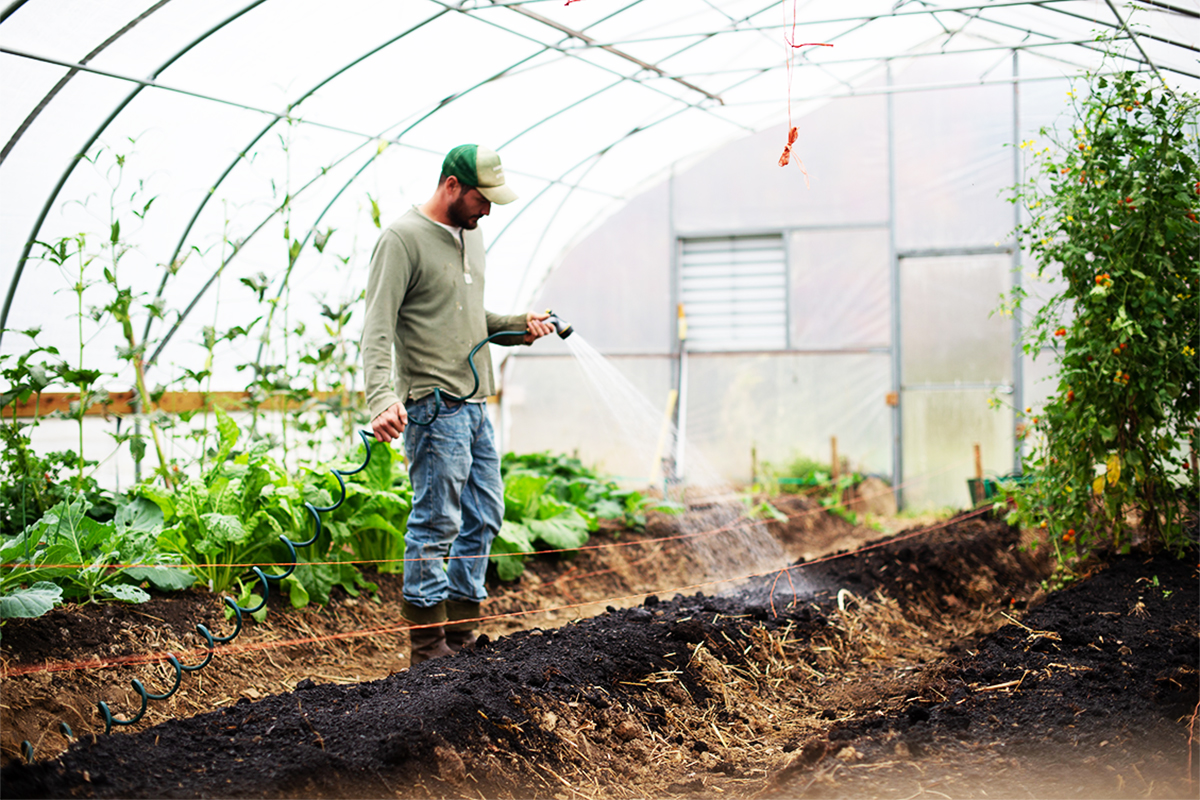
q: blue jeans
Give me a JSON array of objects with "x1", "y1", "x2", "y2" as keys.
[{"x1": 402, "y1": 394, "x2": 504, "y2": 608}]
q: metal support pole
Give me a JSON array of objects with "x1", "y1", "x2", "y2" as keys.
[
  {"x1": 1011, "y1": 49, "x2": 1025, "y2": 474},
  {"x1": 886, "y1": 61, "x2": 904, "y2": 510},
  {"x1": 676, "y1": 342, "x2": 689, "y2": 491}
]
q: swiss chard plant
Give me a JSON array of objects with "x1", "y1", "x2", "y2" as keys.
[
  {"x1": 490, "y1": 469, "x2": 596, "y2": 581},
  {"x1": 286, "y1": 438, "x2": 410, "y2": 608},
  {"x1": 501, "y1": 451, "x2": 656, "y2": 530},
  {"x1": 147, "y1": 407, "x2": 312, "y2": 595},
  {"x1": 490, "y1": 452, "x2": 657, "y2": 580}
]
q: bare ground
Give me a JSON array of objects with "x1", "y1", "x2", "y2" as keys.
[{"x1": 2, "y1": 494, "x2": 1197, "y2": 799}]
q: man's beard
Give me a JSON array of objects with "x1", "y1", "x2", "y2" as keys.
[{"x1": 447, "y1": 191, "x2": 480, "y2": 229}]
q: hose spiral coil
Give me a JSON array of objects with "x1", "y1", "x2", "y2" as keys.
[{"x1": 21, "y1": 429, "x2": 378, "y2": 759}]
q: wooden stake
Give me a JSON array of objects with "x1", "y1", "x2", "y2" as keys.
[
  {"x1": 971, "y1": 443, "x2": 984, "y2": 505},
  {"x1": 650, "y1": 389, "x2": 679, "y2": 485},
  {"x1": 831, "y1": 436, "x2": 839, "y2": 482}
]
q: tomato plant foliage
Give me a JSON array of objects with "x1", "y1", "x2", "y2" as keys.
[{"x1": 1005, "y1": 70, "x2": 1199, "y2": 571}]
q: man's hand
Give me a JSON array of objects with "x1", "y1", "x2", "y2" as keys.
[
  {"x1": 371, "y1": 402, "x2": 408, "y2": 443},
  {"x1": 524, "y1": 310, "x2": 556, "y2": 344}
]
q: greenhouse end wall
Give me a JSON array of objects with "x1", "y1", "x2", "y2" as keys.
[{"x1": 504, "y1": 55, "x2": 1063, "y2": 511}]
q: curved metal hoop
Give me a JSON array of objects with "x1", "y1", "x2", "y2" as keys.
[
  {"x1": 21, "y1": 714, "x2": 77, "y2": 761},
  {"x1": 210, "y1": 597, "x2": 244, "y2": 644},
  {"x1": 310, "y1": 469, "x2": 347, "y2": 513}
]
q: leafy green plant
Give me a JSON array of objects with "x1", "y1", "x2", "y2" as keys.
[
  {"x1": 285, "y1": 439, "x2": 409, "y2": 608},
  {"x1": 490, "y1": 452, "x2": 659, "y2": 580},
  {"x1": 1, "y1": 330, "x2": 116, "y2": 536},
  {"x1": 34, "y1": 234, "x2": 111, "y2": 486},
  {"x1": 491, "y1": 469, "x2": 596, "y2": 581},
  {"x1": 287, "y1": 297, "x2": 366, "y2": 468},
  {"x1": 1001, "y1": 69, "x2": 1199, "y2": 576},
  {"x1": 1, "y1": 494, "x2": 193, "y2": 624},
  {"x1": 147, "y1": 408, "x2": 312, "y2": 595},
  {"x1": 776, "y1": 454, "x2": 835, "y2": 488},
  {"x1": 75, "y1": 145, "x2": 174, "y2": 485},
  {"x1": 318, "y1": 438, "x2": 410, "y2": 572},
  {"x1": 761, "y1": 453, "x2": 866, "y2": 525},
  {"x1": 1137, "y1": 574, "x2": 1174, "y2": 600},
  {"x1": 823, "y1": 474, "x2": 866, "y2": 526},
  {"x1": 742, "y1": 498, "x2": 788, "y2": 522},
  {"x1": 501, "y1": 451, "x2": 655, "y2": 530}
]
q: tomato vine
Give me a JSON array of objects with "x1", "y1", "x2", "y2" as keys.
[{"x1": 1004, "y1": 70, "x2": 1199, "y2": 577}]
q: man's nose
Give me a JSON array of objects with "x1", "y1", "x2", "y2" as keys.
[{"x1": 481, "y1": 200, "x2": 491, "y2": 216}]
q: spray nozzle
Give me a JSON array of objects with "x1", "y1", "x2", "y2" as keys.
[{"x1": 543, "y1": 309, "x2": 573, "y2": 339}]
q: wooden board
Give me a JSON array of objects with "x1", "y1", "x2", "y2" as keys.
[{"x1": 5, "y1": 391, "x2": 365, "y2": 418}]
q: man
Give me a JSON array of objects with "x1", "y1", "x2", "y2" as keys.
[{"x1": 361, "y1": 144, "x2": 555, "y2": 665}]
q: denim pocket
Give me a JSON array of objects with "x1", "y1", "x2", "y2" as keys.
[{"x1": 406, "y1": 392, "x2": 465, "y2": 425}]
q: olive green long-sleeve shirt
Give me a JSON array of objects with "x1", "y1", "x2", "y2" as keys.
[{"x1": 360, "y1": 207, "x2": 527, "y2": 420}]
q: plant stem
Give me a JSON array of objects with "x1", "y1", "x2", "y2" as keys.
[{"x1": 75, "y1": 240, "x2": 85, "y2": 487}]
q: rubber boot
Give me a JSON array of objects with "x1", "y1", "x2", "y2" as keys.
[
  {"x1": 445, "y1": 599, "x2": 481, "y2": 653},
  {"x1": 403, "y1": 600, "x2": 454, "y2": 666}
]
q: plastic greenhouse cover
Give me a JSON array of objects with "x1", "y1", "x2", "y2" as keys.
[{"x1": 1, "y1": 0, "x2": 1197, "y2": 390}]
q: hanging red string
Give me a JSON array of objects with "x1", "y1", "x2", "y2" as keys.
[{"x1": 780, "y1": 0, "x2": 832, "y2": 178}]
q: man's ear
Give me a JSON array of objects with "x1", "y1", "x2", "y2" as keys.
[{"x1": 443, "y1": 175, "x2": 461, "y2": 194}]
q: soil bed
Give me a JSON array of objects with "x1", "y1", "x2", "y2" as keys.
[{"x1": 2, "y1": 497, "x2": 1197, "y2": 799}]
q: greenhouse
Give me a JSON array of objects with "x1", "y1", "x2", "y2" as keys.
[
  {"x1": 1, "y1": 1, "x2": 1198, "y2": 796},
  {"x1": 0, "y1": 0, "x2": 1194, "y2": 507}
]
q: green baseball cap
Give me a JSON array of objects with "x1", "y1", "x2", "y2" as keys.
[{"x1": 441, "y1": 144, "x2": 517, "y2": 205}]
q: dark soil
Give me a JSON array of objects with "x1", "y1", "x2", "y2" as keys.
[{"x1": 2, "y1": 499, "x2": 1197, "y2": 799}]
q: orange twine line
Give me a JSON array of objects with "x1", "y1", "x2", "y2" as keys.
[
  {"x1": 1189, "y1": 698, "x2": 1199, "y2": 785},
  {"x1": 549, "y1": 457, "x2": 971, "y2": 589},
  {"x1": 2, "y1": 501, "x2": 992, "y2": 680},
  {"x1": 779, "y1": 0, "x2": 831, "y2": 178},
  {"x1": 2, "y1": 456, "x2": 974, "y2": 572}
]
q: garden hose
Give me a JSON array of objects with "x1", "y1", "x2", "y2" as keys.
[
  {"x1": 22, "y1": 312, "x2": 574, "y2": 758},
  {"x1": 22, "y1": 430, "x2": 381, "y2": 758},
  {"x1": 405, "y1": 311, "x2": 572, "y2": 429}
]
